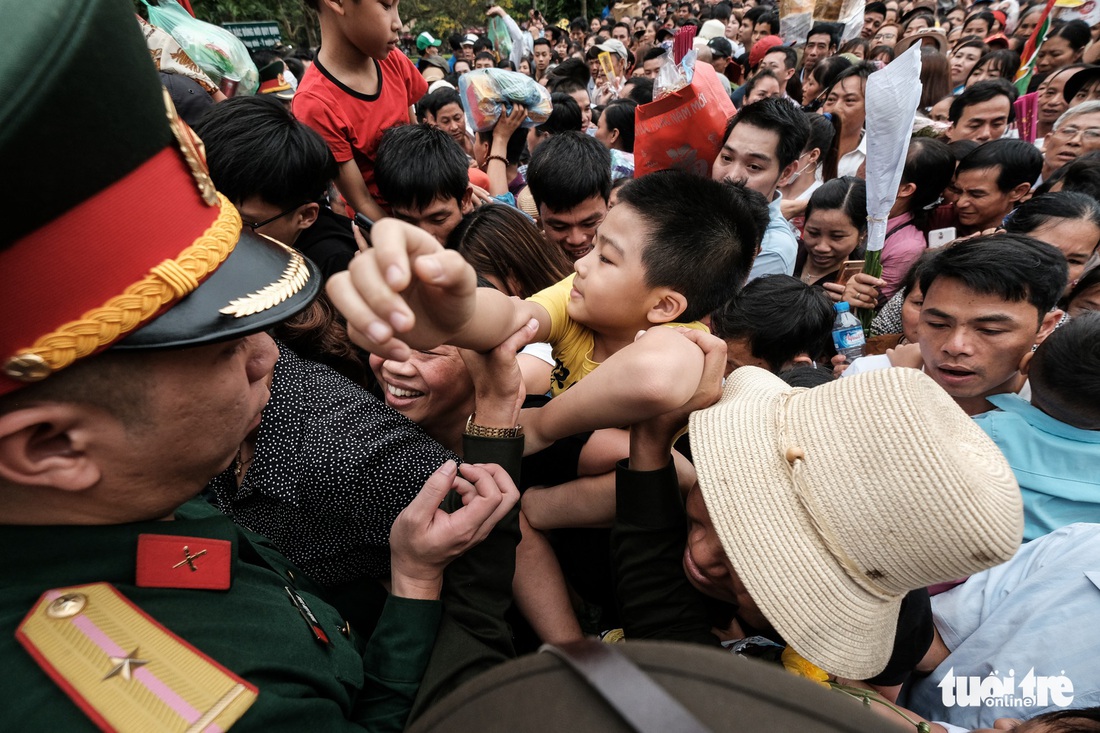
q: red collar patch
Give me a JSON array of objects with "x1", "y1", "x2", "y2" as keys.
[{"x1": 135, "y1": 534, "x2": 231, "y2": 590}]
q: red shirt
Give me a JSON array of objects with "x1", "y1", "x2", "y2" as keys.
[{"x1": 293, "y1": 50, "x2": 427, "y2": 202}]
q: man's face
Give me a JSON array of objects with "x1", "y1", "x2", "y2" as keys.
[
  {"x1": 1044, "y1": 111, "x2": 1100, "y2": 175},
  {"x1": 461, "y1": 44, "x2": 475, "y2": 62},
  {"x1": 540, "y1": 194, "x2": 608, "y2": 259},
  {"x1": 533, "y1": 44, "x2": 552, "y2": 71},
  {"x1": 237, "y1": 196, "x2": 311, "y2": 247},
  {"x1": 822, "y1": 76, "x2": 866, "y2": 135},
  {"x1": 712, "y1": 121, "x2": 791, "y2": 198},
  {"x1": 643, "y1": 57, "x2": 664, "y2": 78},
  {"x1": 682, "y1": 484, "x2": 771, "y2": 630},
  {"x1": 751, "y1": 21, "x2": 771, "y2": 45},
  {"x1": 390, "y1": 194, "x2": 469, "y2": 245},
  {"x1": 948, "y1": 95, "x2": 1011, "y2": 144},
  {"x1": 423, "y1": 45, "x2": 440, "y2": 57},
  {"x1": 588, "y1": 56, "x2": 602, "y2": 80},
  {"x1": 569, "y1": 88, "x2": 593, "y2": 130},
  {"x1": 709, "y1": 54, "x2": 730, "y2": 74},
  {"x1": 740, "y1": 19, "x2": 755, "y2": 45},
  {"x1": 678, "y1": 4, "x2": 691, "y2": 19},
  {"x1": 919, "y1": 277, "x2": 1058, "y2": 412},
  {"x1": 613, "y1": 25, "x2": 631, "y2": 45},
  {"x1": 862, "y1": 11, "x2": 885, "y2": 39},
  {"x1": 475, "y1": 56, "x2": 494, "y2": 69},
  {"x1": 429, "y1": 102, "x2": 467, "y2": 147},
  {"x1": 802, "y1": 34, "x2": 832, "y2": 71},
  {"x1": 949, "y1": 166, "x2": 1022, "y2": 230},
  {"x1": 872, "y1": 25, "x2": 898, "y2": 47},
  {"x1": 91, "y1": 334, "x2": 279, "y2": 519},
  {"x1": 760, "y1": 51, "x2": 792, "y2": 88}
]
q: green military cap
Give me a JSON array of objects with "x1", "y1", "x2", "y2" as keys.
[
  {"x1": 409, "y1": 641, "x2": 900, "y2": 732},
  {"x1": 0, "y1": 0, "x2": 319, "y2": 395}
]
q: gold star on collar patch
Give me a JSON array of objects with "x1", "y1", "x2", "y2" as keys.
[{"x1": 17, "y1": 583, "x2": 257, "y2": 732}]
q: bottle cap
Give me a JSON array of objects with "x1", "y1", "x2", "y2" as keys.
[{"x1": 834, "y1": 302, "x2": 850, "y2": 313}]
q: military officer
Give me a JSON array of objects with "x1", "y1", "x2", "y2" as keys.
[{"x1": 0, "y1": 1, "x2": 518, "y2": 730}]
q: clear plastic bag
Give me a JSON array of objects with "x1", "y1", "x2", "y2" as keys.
[
  {"x1": 143, "y1": 0, "x2": 258, "y2": 95},
  {"x1": 654, "y1": 47, "x2": 696, "y2": 100},
  {"x1": 458, "y1": 69, "x2": 553, "y2": 132}
]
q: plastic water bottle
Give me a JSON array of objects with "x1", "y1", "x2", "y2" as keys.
[{"x1": 832, "y1": 302, "x2": 866, "y2": 363}]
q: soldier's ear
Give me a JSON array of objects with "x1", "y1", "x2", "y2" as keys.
[{"x1": 0, "y1": 405, "x2": 101, "y2": 492}]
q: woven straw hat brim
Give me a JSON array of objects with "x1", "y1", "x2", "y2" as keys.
[{"x1": 689, "y1": 366, "x2": 1022, "y2": 680}]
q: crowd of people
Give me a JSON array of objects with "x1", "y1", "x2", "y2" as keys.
[{"x1": 2, "y1": 0, "x2": 1100, "y2": 730}]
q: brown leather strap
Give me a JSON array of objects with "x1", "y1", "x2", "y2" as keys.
[{"x1": 540, "y1": 641, "x2": 712, "y2": 733}]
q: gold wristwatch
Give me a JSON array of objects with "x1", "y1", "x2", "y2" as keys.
[{"x1": 464, "y1": 413, "x2": 523, "y2": 438}]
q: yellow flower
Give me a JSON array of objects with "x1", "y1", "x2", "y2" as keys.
[{"x1": 781, "y1": 646, "x2": 831, "y2": 688}]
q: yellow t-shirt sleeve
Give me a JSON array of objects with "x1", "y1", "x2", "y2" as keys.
[{"x1": 527, "y1": 273, "x2": 575, "y2": 346}]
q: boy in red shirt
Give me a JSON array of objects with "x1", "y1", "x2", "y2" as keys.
[{"x1": 294, "y1": 0, "x2": 428, "y2": 220}]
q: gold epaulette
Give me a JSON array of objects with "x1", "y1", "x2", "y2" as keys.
[{"x1": 16, "y1": 583, "x2": 257, "y2": 732}]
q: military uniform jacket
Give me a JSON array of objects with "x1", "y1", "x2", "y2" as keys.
[{"x1": 0, "y1": 498, "x2": 440, "y2": 732}]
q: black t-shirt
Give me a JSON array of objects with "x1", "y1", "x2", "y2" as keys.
[{"x1": 294, "y1": 206, "x2": 358, "y2": 281}]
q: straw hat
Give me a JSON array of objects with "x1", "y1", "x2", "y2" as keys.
[{"x1": 688, "y1": 367, "x2": 1023, "y2": 680}]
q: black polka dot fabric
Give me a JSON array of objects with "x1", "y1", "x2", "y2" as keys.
[{"x1": 206, "y1": 342, "x2": 458, "y2": 584}]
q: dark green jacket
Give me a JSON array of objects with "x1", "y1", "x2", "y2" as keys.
[{"x1": 0, "y1": 499, "x2": 439, "y2": 731}]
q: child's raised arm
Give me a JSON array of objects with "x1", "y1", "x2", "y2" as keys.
[
  {"x1": 327, "y1": 218, "x2": 551, "y2": 360},
  {"x1": 522, "y1": 326, "x2": 710, "y2": 455}
]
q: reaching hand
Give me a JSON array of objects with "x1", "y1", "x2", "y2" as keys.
[
  {"x1": 326, "y1": 218, "x2": 478, "y2": 361},
  {"x1": 494, "y1": 103, "x2": 528, "y2": 141},
  {"x1": 389, "y1": 460, "x2": 520, "y2": 600},
  {"x1": 460, "y1": 317, "x2": 538, "y2": 429}
]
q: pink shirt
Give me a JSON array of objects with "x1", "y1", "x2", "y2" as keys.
[{"x1": 881, "y1": 212, "x2": 927, "y2": 302}]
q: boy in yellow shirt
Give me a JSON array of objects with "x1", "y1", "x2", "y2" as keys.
[
  {"x1": 329, "y1": 170, "x2": 769, "y2": 447},
  {"x1": 330, "y1": 171, "x2": 769, "y2": 642}
]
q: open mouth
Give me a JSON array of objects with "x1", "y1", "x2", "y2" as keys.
[
  {"x1": 387, "y1": 384, "x2": 424, "y2": 399},
  {"x1": 936, "y1": 365, "x2": 977, "y2": 385}
]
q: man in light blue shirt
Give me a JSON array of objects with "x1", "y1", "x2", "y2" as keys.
[
  {"x1": 901, "y1": 523, "x2": 1100, "y2": 730},
  {"x1": 711, "y1": 97, "x2": 808, "y2": 280},
  {"x1": 973, "y1": 313, "x2": 1100, "y2": 541},
  {"x1": 974, "y1": 394, "x2": 1100, "y2": 542}
]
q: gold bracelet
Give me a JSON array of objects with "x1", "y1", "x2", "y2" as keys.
[{"x1": 464, "y1": 413, "x2": 523, "y2": 438}]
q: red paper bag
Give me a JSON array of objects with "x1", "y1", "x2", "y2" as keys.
[{"x1": 633, "y1": 62, "x2": 736, "y2": 179}]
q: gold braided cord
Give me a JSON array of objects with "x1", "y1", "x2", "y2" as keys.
[{"x1": 11, "y1": 194, "x2": 240, "y2": 377}]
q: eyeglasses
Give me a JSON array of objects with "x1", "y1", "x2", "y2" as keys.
[
  {"x1": 1052, "y1": 125, "x2": 1100, "y2": 142},
  {"x1": 242, "y1": 203, "x2": 307, "y2": 231}
]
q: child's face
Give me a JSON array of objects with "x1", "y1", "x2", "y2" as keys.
[
  {"x1": 343, "y1": 0, "x2": 402, "y2": 60},
  {"x1": 567, "y1": 203, "x2": 669, "y2": 334}
]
